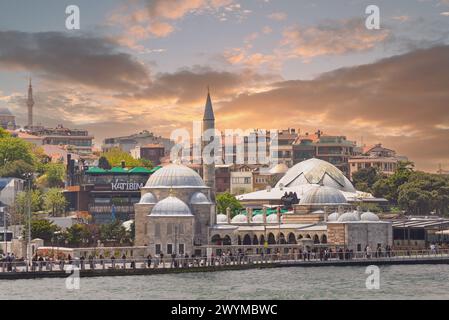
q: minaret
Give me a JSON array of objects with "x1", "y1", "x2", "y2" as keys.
[
  {"x1": 26, "y1": 78, "x2": 34, "y2": 128},
  {"x1": 202, "y1": 88, "x2": 216, "y2": 200}
]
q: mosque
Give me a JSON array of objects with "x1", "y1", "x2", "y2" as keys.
[{"x1": 134, "y1": 91, "x2": 392, "y2": 257}]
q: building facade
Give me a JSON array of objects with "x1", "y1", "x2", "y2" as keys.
[{"x1": 103, "y1": 130, "x2": 174, "y2": 154}]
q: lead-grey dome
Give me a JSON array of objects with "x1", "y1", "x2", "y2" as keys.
[
  {"x1": 299, "y1": 186, "x2": 347, "y2": 205},
  {"x1": 328, "y1": 212, "x2": 339, "y2": 222},
  {"x1": 337, "y1": 211, "x2": 360, "y2": 222},
  {"x1": 145, "y1": 164, "x2": 206, "y2": 188},
  {"x1": 190, "y1": 192, "x2": 211, "y2": 204},
  {"x1": 139, "y1": 192, "x2": 157, "y2": 204},
  {"x1": 216, "y1": 214, "x2": 228, "y2": 224},
  {"x1": 361, "y1": 211, "x2": 380, "y2": 222},
  {"x1": 231, "y1": 214, "x2": 248, "y2": 223},
  {"x1": 151, "y1": 196, "x2": 192, "y2": 216}
]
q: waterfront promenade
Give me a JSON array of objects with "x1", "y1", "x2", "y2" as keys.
[{"x1": 1, "y1": 249, "x2": 449, "y2": 280}]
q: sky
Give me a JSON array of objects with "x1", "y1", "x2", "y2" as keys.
[{"x1": 0, "y1": 0, "x2": 448, "y2": 172}]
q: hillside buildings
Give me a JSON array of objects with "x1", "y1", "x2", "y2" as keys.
[
  {"x1": 102, "y1": 130, "x2": 174, "y2": 154},
  {"x1": 348, "y1": 144, "x2": 408, "y2": 180}
]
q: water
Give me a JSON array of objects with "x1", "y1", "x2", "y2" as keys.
[{"x1": 1, "y1": 264, "x2": 448, "y2": 300}]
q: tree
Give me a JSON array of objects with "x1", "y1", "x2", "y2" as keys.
[
  {"x1": 352, "y1": 167, "x2": 380, "y2": 192},
  {"x1": 63, "y1": 224, "x2": 92, "y2": 247},
  {"x1": 15, "y1": 189, "x2": 43, "y2": 217},
  {"x1": 24, "y1": 219, "x2": 60, "y2": 243},
  {"x1": 98, "y1": 156, "x2": 112, "y2": 170},
  {"x1": 99, "y1": 221, "x2": 131, "y2": 245},
  {"x1": 216, "y1": 192, "x2": 243, "y2": 216},
  {"x1": 43, "y1": 163, "x2": 66, "y2": 187},
  {"x1": 0, "y1": 127, "x2": 10, "y2": 138},
  {"x1": 0, "y1": 159, "x2": 34, "y2": 178},
  {"x1": 0, "y1": 136, "x2": 35, "y2": 167},
  {"x1": 100, "y1": 147, "x2": 143, "y2": 167},
  {"x1": 43, "y1": 188, "x2": 68, "y2": 216}
]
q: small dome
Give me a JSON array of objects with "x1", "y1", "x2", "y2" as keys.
[
  {"x1": 299, "y1": 186, "x2": 347, "y2": 205},
  {"x1": 216, "y1": 214, "x2": 228, "y2": 224},
  {"x1": 190, "y1": 192, "x2": 211, "y2": 204},
  {"x1": 145, "y1": 164, "x2": 206, "y2": 188},
  {"x1": 361, "y1": 211, "x2": 380, "y2": 222},
  {"x1": 337, "y1": 212, "x2": 360, "y2": 222},
  {"x1": 252, "y1": 214, "x2": 264, "y2": 223},
  {"x1": 139, "y1": 192, "x2": 157, "y2": 204},
  {"x1": 151, "y1": 196, "x2": 192, "y2": 216},
  {"x1": 328, "y1": 212, "x2": 339, "y2": 222},
  {"x1": 267, "y1": 214, "x2": 281, "y2": 223},
  {"x1": 231, "y1": 214, "x2": 248, "y2": 223}
]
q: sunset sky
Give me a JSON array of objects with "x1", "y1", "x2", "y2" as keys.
[{"x1": 0, "y1": 0, "x2": 448, "y2": 172}]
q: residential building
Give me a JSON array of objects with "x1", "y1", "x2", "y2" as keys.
[
  {"x1": 293, "y1": 130, "x2": 357, "y2": 177},
  {"x1": 102, "y1": 130, "x2": 173, "y2": 154},
  {"x1": 230, "y1": 165, "x2": 255, "y2": 195},
  {"x1": 131, "y1": 144, "x2": 165, "y2": 166},
  {"x1": 271, "y1": 128, "x2": 298, "y2": 167},
  {"x1": 29, "y1": 124, "x2": 94, "y2": 156},
  {"x1": 348, "y1": 144, "x2": 408, "y2": 180}
]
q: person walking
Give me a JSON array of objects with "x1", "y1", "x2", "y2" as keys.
[{"x1": 147, "y1": 254, "x2": 152, "y2": 268}]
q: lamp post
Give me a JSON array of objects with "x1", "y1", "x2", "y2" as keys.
[{"x1": 23, "y1": 173, "x2": 33, "y2": 271}]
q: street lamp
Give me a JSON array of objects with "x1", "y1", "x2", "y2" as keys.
[{"x1": 22, "y1": 172, "x2": 33, "y2": 271}]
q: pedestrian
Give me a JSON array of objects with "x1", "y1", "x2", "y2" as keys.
[
  {"x1": 147, "y1": 254, "x2": 152, "y2": 268},
  {"x1": 111, "y1": 255, "x2": 116, "y2": 269}
]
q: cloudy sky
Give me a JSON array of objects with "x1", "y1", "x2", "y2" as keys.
[{"x1": 0, "y1": 0, "x2": 448, "y2": 172}]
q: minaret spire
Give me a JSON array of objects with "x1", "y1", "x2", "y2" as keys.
[
  {"x1": 202, "y1": 88, "x2": 216, "y2": 200},
  {"x1": 26, "y1": 78, "x2": 34, "y2": 128}
]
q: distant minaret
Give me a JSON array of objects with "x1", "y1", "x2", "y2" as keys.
[
  {"x1": 26, "y1": 78, "x2": 34, "y2": 128},
  {"x1": 202, "y1": 88, "x2": 216, "y2": 200}
]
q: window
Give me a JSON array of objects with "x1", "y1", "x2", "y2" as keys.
[
  {"x1": 357, "y1": 244, "x2": 362, "y2": 252},
  {"x1": 155, "y1": 223, "x2": 161, "y2": 237},
  {"x1": 155, "y1": 244, "x2": 161, "y2": 254},
  {"x1": 167, "y1": 244, "x2": 173, "y2": 255},
  {"x1": 179, "y1": 244, "x2": 185, "y2": 255}
]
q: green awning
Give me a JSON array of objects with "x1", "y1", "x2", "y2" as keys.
[
  {"x1": 85, "y1": 167, "x2": 107, "y2": 174},
  {"x1": 109, "y1": 167, "x2": 129, "y2": 174},
  {"x1": 149, "y1": 166, "x2": 162, "y2": 173},
  {"x1": 128, "y1": 167, "x2": 153, "y2": 173}
]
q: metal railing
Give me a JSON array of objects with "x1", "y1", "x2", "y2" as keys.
[{"x1": 1, "y1": 249, "x2": 449, "y2": 274}]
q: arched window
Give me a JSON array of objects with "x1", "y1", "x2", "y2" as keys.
[
  {"x1": 260, "y1": 235, "x2": 265, "y2": 245},
  {"x1": 279, "y1": 233, "x2": 286, "y2": 244},
  {"x1": 252, "y1": 235, "x2": 259, "y2": 245},
  {"x1": 211, "y1": 234, "x2": 222, "y2": 245},
  {"x1": 321, "y1": 234, "x2": 327, "y2": 244},
  {"x1": 223, "y1": 235, "x2": 232, "y2": 245},
  {"x1": 297, "y1": 234, "x2": 303, "y2": 240},
  {"x1": 313, "y1": 234, "x2": 320, "y2": 244},
  {"x1": 238, "y1": 235, "x2": 242, "y2": 245},
  {"x1": 288, "y1": 233, "x2": 297, "y2": 244},
  {"x1": 305, "y1": 234, "x2": 311, "y2": 239},
  {"x1": 268, "y1": 233, "x2": 276, "y2": 244},
  {"x1": 243, "y1": 234, "x2": 252, "y2": 245}
]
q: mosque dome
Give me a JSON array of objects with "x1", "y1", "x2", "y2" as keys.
[
  {"x1": 145, "y1": 164, "x2": 206, "y2": 188},
  {"x1": 267, "y1": 214, "x2": 281, "y2": 224},
  {"x1": 328, "y1": 212, "x2": 339, "y2": 222},
  {"x1": 216, "y1": 214, "x2": 228, "y2": 224},
  {"x1": 299, "y1": 185, "x2": 347, "y2": 205},
  {"x1": 231, "y1": 214, "x2": 248, "y2": 224},
  {"x1": 190, "y1": 192, "x2": 211, "y2": 204},
  {"x1": 139, "y1": 192, "x2": 157, "y2": 204},
  {"x1": 275, "y1": 158, "x2": 356, "y2": 193},
  {"x1": 361, "y1": 211, "x2": 380, "y2": 222},
  {"x1": 337, "y1": 211, "x2": 360, "y2": 222},
  {"x1": 252, "y1": 214, "x2": 264, "y2": 223},
  {"x1": 151, "y1": 196, "x2": 192, "y2": 216}
]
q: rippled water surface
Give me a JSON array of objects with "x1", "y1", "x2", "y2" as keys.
[{"x1": 1, "y1": 265, "x2": 449, "y2": 300}]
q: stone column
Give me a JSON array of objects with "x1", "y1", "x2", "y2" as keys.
[{"x1": 226, "y1": 207, "x2": 231, "y2": 224}]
